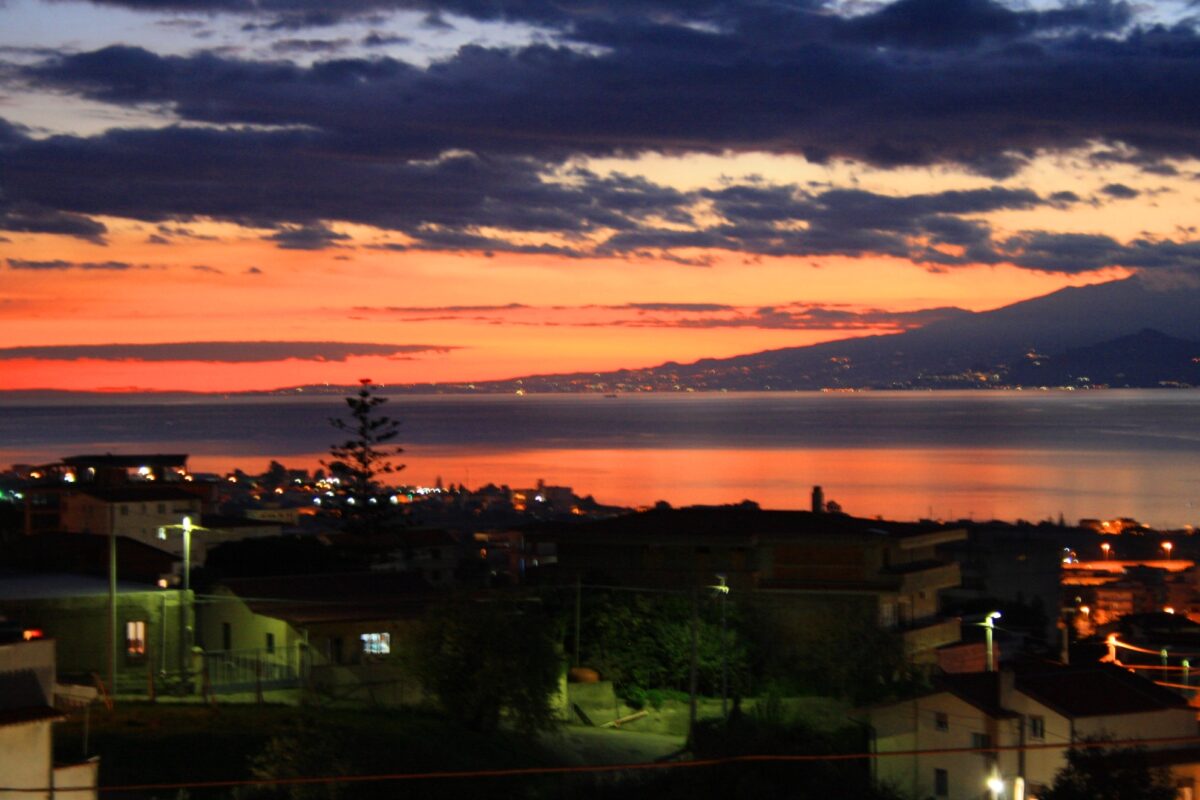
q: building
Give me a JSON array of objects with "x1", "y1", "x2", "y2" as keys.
[
  {"x1": 0, "y1": 574, "x2": 193, "y2": 695},
  {"x1": 523, "y1": 504, "x2": 967, "y2": 662},
  {"x1": 866, "y1": 663, "x2": 1199, "y2": 799},
  {"x1": 197, "y1": 572, "x2": 431, "y2": 704},
  {"x1": 0, "y1": 633, "x2": 98, "y2": 799},
  {"x1": 22, "y1": 454, "x2": 216, "y2": 537}
]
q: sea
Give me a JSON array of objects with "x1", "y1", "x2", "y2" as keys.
[{"x1": 3, "y1": 390, "x2": 1200, "y2": 528}]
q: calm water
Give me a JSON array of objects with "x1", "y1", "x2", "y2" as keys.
[{"x1": 4, "y1": 390, "x2": 1200, "y2": 527}]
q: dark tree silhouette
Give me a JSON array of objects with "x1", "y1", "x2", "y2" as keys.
[
  {"x1": 1044, "y1": 741, "x2": 1176, "y2": 800},
  {"x1": 325, "y1": 379, "x2": 404, "y2": 503}
]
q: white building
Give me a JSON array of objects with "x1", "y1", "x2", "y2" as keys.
[
  {"x1": 866, "y1": 663, "x2": 1199, "y2": 799},
  {"x1": 0, "y1": 635, "x2": 97, "y2": 800}
]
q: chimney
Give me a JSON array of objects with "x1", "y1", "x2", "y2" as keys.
[{"x1": 811, "y1": 485, "x2": 825, "y2": 514}]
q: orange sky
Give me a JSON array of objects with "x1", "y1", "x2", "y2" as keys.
[
  {"x1": 2, "y1": 0, "x2": 1194, "y2": 393},
  {"x1": 0, "y1": 221, "x2": 1124, "y2": 391}
]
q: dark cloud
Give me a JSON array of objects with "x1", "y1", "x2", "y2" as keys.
[
  {"x1": 4, "y1": 111, "x2": 1197, "y2": 272},
  {"x1": 0, "y1": 204, "x2": 108, "y2": 243},
  {"x1": 362, "y1": 32, "x2": 410, "y2": 47},
  {"x1": 0, "y1": 341, "x2": 454, "y2": 362},
  {"x1": 191, "y1": 264, "x2": 223, "y2": 273},
  {"x1": 17, "y1": 1, "x2": 1200, "y2": 180},
  {"x1": 623, "y1": 302, "x2": 733, "y2": 312},
  {"x1": 351, "y1": 299, "x2": 969, "y2": 330},
  {"x1": 989, "y1": 232, "x2": 1200, "y2": 273},
  {"x1": 271, "y1": 38, "x2": 351, "y2": 54},
  {"x1": 246, "y1": 266, "x2": 264, "y2": 274},
  {"x1": 1100, "y1": 182, "x2": 1140, "y2": 199},
  {"x1": 6, "y1": 258, "x2": 135, "y2": 270},
  {"x1": 265, "y1": 223, "x2": 352, "y2": 250},
  {"x1": 606, "y1": 304, "x2": 971, "y2": 331},
  {"x1": 359, "y1": 302, "x2": 531, "y2": 313}
]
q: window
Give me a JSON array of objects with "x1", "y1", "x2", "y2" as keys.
[
  {"x1": 971, "y1": 732, "x2": 992, "y2": 750},
  {"x1": 934, "y1": 712, "x2": 948, "y2": 732},
  {"x1": 120, "y1": 504, "x2": 129, "y2": 516},
  {"x1": 934, "y1": 768, "x2": 948, "y2": 797},
  {"x1": 157, "y1": 503, "x2": 166, "y2": 514},
  {"x1": 126, "y1": 620, "x2": 146, "y2": 658},
  {"x1": 265, "y1": 632, "x2": 275, "y2": 654},
  {"x1": 1029, "y1": 716, "x2": 1045, "y2": 740},
  {"x1": 361, "y1": 632, "x2": 391, "y2": 655},
  {"x1": 222, "y1": 622, "x2": 232, "y2": 651}
]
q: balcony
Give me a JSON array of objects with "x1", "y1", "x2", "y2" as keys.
[
  {"x1": 900, "y1": 616, "x2": 962, "y2": 657},
  {"x1": 886, "y1": 560, "x2": 962, "y2": 594}
]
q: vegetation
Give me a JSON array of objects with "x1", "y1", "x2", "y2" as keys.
[
  {"x1": 411, "y1": 594, "x2": 563, "y2": 735},
  {"x1": 578, "y1": 591, "x2": 749, "y2": 705},
  {"x1": 1043, "y1": 741, "x2": 1177, "y2": 800},
  {"x1": 325, "y1": 380, "x2": 404, "y2": 510}
]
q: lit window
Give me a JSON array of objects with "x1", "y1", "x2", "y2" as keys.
[
  {"x1": 126, "y1": 620, "x2": 146, "y2": 658},
  {"x1": 361, "y1": 632, "x2": 391, "y2": 655}
]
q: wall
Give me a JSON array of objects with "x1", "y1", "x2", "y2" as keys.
[
  {"x1": 0, "y1": 590, "x2": 193, "y2": 689},
  {"x1": 871, "y1": 692, "x2": 1019, "y2": 800},
  {"x1": 0, "y1": 722, "x2": 53, "y2": 800}
]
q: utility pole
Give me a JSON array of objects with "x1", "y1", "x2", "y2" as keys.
[
  {"x1": 985, "y1": 611, "x2": 1001, "y2": 672},
  {"x1": 687, "y1": 582, "x2": 699, "y2": 746},
  {"x1": 573, "y1": 575, "x2": 582, "y2": 668},
  {"x1": 107, "y1": 506, "x2": 117, "y2": 699}
]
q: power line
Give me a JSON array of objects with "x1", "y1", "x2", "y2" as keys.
[{"x1": 12, "y1": 733, "x2": 1200, "y2": 795}]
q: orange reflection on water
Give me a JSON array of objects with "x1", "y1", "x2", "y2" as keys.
[{"x1": 183, "y1": 445, "x2": 1199, "y2": 526}]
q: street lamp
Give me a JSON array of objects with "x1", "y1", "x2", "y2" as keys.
[
  {"x1": 987, "y1": 772, "x2": 1005, "y2": 799},
  {"x1": 157, "y1": 516, "x2": 203, "y2": 690},
  {"x1": 711, "y1": 574, "x2": 730, "y2": 717},
  {"x1": 1162, "y1": 541, "x2": 1174, "y2": 561},
  {"x1": 1101, "y1": 542, "x2": 1111, "y2": 560},
  {"x1": 984, "y1": 611, "x2": 1002, "y2": 672}
]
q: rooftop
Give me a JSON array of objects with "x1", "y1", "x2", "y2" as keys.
[
  {"x1": 214, "y1": 572, "x2": 432, "y2": 625},
  {"x1": 525, "y1": 504, "x2": 959, "y2": 544}
]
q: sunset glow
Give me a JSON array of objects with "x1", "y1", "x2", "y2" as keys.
[{"x1": 2, "y1": 0, "x2": 1198, "y2": 392}]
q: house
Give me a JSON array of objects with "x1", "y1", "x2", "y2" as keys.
[
  {"x1": 0, "y1": 574, "x2": 193, "y2": 695},
  {"x1": 0, "y1": 632, "x2": 98, "y2": 799},
  {"x1": 866, "y1": 663, "x2": 1199, "y2": 799},
  {"x1": 523, "y1": 504, "x2": 967, "y2": 661},
  {"x1": 22, "y1": 454, "x2": 216, "y2": 537},
  {"x1": 197, "y1": 572, "x2": 431, "y2": 704}
]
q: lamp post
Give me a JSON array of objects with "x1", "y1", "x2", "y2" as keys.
[
  {"x1": 158, "y1": 516, "x2": 201, "y2": 690},
  {"x1": 1162, "y1": 541, "x2": 1174, "y2": 561},
  {"x1": 985, "y1": 611, "x2": 1002, "y2": 672},
  {"x1": 1101, "y1": 542, "x2": 1111, "y2": 560},
  {"x1": 712, "y1": 574, "x2": 730, "y2": 717}
]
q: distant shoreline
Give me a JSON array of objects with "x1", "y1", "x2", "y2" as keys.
[{"x1": 3, "y1": 384, "x2": 1199, "y2": 406}]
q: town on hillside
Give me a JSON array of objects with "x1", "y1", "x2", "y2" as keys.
[{"x1": 3, "y1": 451, "x2": 1200, "y2": 799}]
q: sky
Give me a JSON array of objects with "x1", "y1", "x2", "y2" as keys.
[{"x1": 3, "y1": 0, "x2": 1200, "y2": 392}]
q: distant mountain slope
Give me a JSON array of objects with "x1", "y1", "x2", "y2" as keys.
[
  {"x1": 1006, "y1": 329, "x2": 1200, "y2": 388},
  {"x1": 467, "y1": 276, "x2": 1200, "y2": 391}
]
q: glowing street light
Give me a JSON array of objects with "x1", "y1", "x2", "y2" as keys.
[
  {"x1": 1162, "y1": 541, "x2": 1174, "y2": 560},
  {"x1": 1101, "y1": 542, "x2": 1111, "y2": 560},
  {"x1": 987, "y1": 770, "x2": 1005, "y2": 799},
  {"x1": 984, "y1": 611, "x2": 1002, "y2": 672}
]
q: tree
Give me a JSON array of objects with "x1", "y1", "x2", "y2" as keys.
[
  {"x1": 1043, "y1": 741, "x2": 1176, "y2": 800},
  {"x1": 325, "y1": 379, "x2": 404, "y2": 505},
  {"x1": 412, "y1": 595, "x2": 562, "y2": 735},
  {"x1": 247, "y1": 715, "x2": 352, "y2": 800}
]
